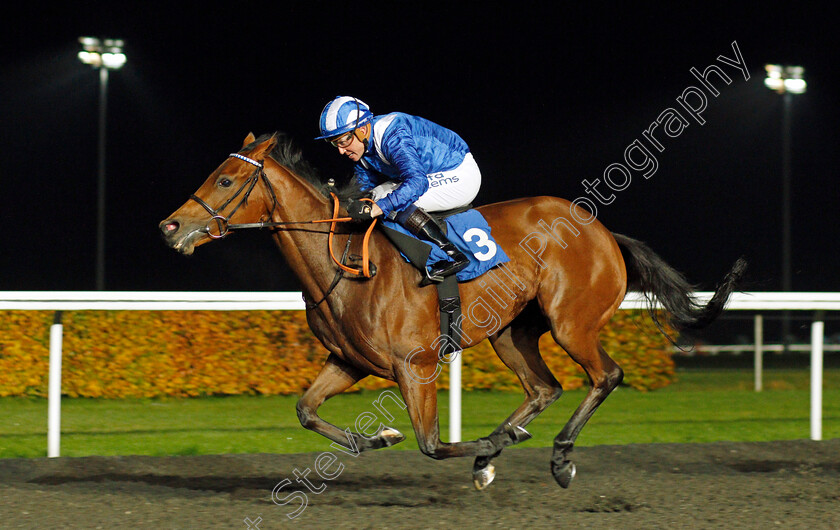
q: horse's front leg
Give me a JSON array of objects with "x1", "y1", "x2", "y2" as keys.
[
  {"x1": 395, "y1": 361, "x2": 531, "y2": 462},
  {"x1": 296, "y1": 353, "x2": 405, "y2": 452}
]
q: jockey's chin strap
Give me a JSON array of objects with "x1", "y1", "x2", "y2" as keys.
[{"x1": 190, "y1": 152, "x2": 377, "y2": 280}]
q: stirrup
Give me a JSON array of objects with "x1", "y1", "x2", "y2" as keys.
[
  {"x1": 420, "y1": 268, "x2": 445, "y2": 286},
  {"x1": 419, "y1": 257, "x2": 468, "y2": 287},
  {"x1": 432, "y1": 256, "x2": 469, "y2": 277}
]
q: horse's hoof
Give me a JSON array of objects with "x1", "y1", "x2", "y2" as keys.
[
  {"x1": 551, "y1": 460, "x2": 576, "y2": 489},
  {"x1": 380, "y1": 427, "x2": 406, "y2": 447},
  {"x1": 473, "y1": 463, "x2": 495, "y2": 490}
]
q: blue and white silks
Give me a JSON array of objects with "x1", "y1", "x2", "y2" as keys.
[{"x1": 355, "y1": 112, "x2": 470, "y2": 218}]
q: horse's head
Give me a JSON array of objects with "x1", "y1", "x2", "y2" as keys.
[{"x1": 159, "y1": 133, "x2": 279, "y2": 255}]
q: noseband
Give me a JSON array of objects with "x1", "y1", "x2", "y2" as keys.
[{"x1": 189, "y1": 153, "x2": 278, "y2": 239}]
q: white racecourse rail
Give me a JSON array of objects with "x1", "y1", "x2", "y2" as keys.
[{"x1": 1, "y1": 291, "x2": 836, "y2": 457}]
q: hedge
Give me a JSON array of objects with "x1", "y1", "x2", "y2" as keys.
[{"x1": 0, "y1": 309, "x2": 675, "y2": 398}]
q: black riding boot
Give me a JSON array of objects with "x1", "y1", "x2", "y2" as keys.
[{"x1": 397, "y1": 207, "x2": 469, "y2": 283}]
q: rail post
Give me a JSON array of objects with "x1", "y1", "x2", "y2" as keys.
[
  {"x1": 754, "y1": 314, "x2": 763, "y2": 392},
  {"x1": 449, "y1": 353, "x2": 462, "y2": 443},
  {"x1": 810, "y1": 312, "x2": 824, "y2": 441},
  {"x1": 48, "y1": 311, "x2": 64, "y2": 457}
]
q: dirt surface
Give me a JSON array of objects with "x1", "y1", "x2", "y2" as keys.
[{"x1": 1, "y1": 439, "x2": 838, "y2": 529}]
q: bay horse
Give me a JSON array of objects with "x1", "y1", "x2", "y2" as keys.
[{"x1": 159, "y1": 132, "x2": 745, "y2": 489}]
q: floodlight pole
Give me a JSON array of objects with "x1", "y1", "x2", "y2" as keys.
[
  {"x1": 764, "y1": 64, "x2": 805, "y2": 351},
  {"x1": 781, "y1": 92, "x2": 792, "y2": 350},
  {"x1": 78, "y1": 37, "x2": 125, "y2": 291},
  {"x1": 96, "y1": 66, "x2": 109, "y2": 291}
]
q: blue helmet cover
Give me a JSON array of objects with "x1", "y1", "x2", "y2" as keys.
[{"x1": 315, "y1": 96, "x2": 373, "y2": 140}]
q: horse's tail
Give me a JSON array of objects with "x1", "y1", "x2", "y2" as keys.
[{"x1": 612, "y1": 232, "x2": 747, "y2": 338}]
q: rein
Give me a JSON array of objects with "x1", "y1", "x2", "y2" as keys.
[{"x1": 189, "y1": 152, "x2": 378, "y2": 288}]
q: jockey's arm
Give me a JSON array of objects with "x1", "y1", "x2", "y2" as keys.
[
  {"x1": 353, "y1": 165, "x2": 376, "y2": 192},
  {"x1": 373, "y1": 128, "x2": 429, "y2": 218}
]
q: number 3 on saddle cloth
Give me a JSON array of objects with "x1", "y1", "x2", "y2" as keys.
[{"x1": 378, "y1": 208, "x2": 510, "y2": 358}]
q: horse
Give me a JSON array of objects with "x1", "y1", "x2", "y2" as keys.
[{"x1": 159, "y1": 132, "x2": 745, "y2": 489}]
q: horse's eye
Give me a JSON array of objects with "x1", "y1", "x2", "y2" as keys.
[{"x1": 219, "y1": 178, "x2": 233, "y2": 188}]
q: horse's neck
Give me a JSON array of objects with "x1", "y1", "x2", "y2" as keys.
[{"x1": 264, "y1": 163, "x2": 343, "y2": 299}]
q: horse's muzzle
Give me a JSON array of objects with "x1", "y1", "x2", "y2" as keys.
[{"x1": 159, "y1": 218, "x2": 205, "y2": 255}]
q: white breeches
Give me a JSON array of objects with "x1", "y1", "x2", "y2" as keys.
[{"x1": 371, "y1": 153, "x2": 481, "y2": 214}]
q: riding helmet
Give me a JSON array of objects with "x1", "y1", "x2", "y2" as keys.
[{"x1": 315, "y1": 96, "x2": 373, "y2": 140}]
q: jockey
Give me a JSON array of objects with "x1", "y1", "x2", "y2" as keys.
[{"x1": 316, "y1": 96, "x2": 482, "y2": 283}]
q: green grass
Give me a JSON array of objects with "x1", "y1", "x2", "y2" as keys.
[{"x1": 1, "y1": 369, "x2": 837, "y2": 458}]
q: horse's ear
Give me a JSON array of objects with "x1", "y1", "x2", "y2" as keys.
[
  {"x1": 265, "y1": 132, "x2": 279, "y2": 151},
  {"x1": 245, "y1": 133, "x2": 280, "y2": 160},
  {"x1": 242, "y1": 132, "x2": 256, "y2": 148}
]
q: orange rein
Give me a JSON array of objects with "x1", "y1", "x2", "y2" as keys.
[{"x1": 311, "y1": 193, "x2": 377, "y2": 278}]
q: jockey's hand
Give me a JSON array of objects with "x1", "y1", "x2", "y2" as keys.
[{"x1": 346, "y1": 199, "x2": 374, "y2": 221}]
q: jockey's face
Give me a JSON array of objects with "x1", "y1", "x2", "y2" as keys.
[{"x1": 334, "y1": 124, "x2": 369, "y2": 162}]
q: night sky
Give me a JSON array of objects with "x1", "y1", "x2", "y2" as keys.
[{"x1": 2, "y1": 4, "x2": 838, "y2": 296}]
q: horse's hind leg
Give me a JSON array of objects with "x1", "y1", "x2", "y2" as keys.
[
  {"x1": 472, "y1": 307, "x2": 563, "y2": 489},
  {"x1": 297, "y1": 353, "x2": 405, "y2": 452},
  {"x1": 551, "y1": 331, "x2": 623, "y2": 488}
]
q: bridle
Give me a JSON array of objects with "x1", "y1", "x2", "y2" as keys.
[
  {"x1": 187, "y1": 152, "x2": 378, "y2": 307},
  {"x1": 189, "y1": 153, "x2": 279, "y2": 239}
]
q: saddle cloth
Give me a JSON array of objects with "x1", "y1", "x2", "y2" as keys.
[{"x1": 382, "y1": 209, "x2": 509, "y2": 281}]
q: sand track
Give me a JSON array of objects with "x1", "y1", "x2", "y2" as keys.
[{"x1": 1, "y1": 439, "x2": 838, "y2": 528}]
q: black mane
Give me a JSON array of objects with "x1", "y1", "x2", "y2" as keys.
[{"x1": 243, "y1": 132, "x2": 362, "y2": 201}]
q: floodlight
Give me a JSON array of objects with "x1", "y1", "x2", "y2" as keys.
[
  {"x1": 764, "y1": 64, "x2": 806, "y2": 94},
  {"x1": 77, "y1": 36, "x2": 126, "y2": 70}
]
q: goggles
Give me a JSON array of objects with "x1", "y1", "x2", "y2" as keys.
[{"x1": 328, "y1": 131, "x2": 355, "y2": 148}]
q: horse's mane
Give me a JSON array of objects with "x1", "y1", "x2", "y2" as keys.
[{"x1": 244, "y1": 132, "x2": 363, "y2": 202}]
